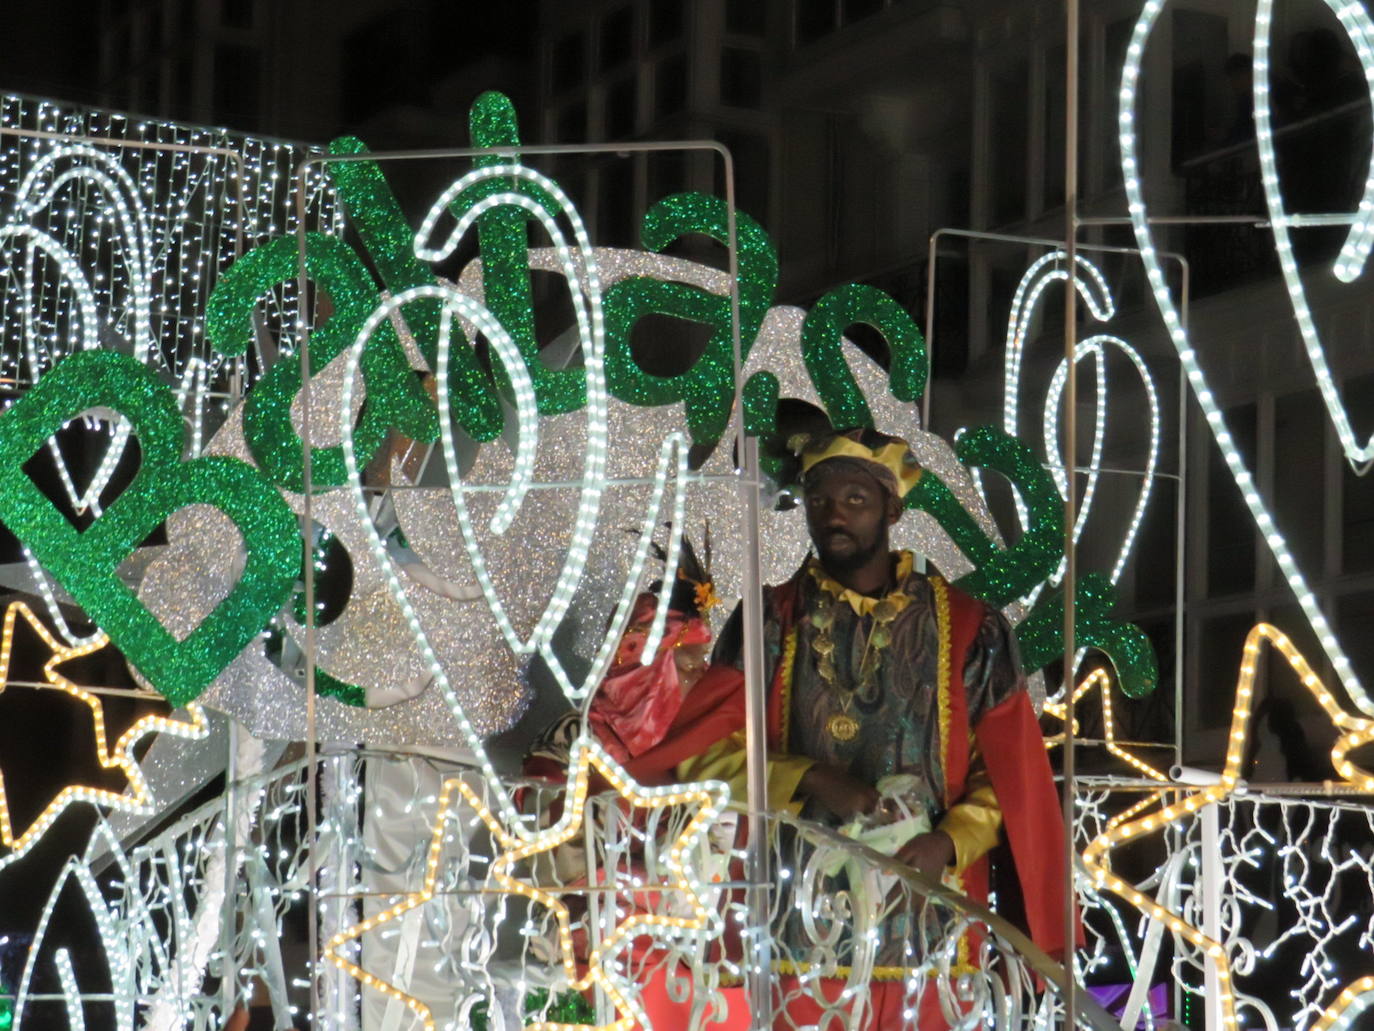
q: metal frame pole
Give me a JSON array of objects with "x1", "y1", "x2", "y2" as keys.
[{"x1": 1062, "y1": 1, "x2": 1082, "y2": 1025}]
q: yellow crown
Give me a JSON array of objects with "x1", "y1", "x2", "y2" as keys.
[{"x1": 798, "y1": 432, "x2": 923, "y2": 497}]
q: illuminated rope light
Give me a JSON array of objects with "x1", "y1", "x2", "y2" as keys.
[
  {"x1": 1120, "y1": 0, "x2": 1370, "y2": 713},
  {"x1": 53, "y1": 949, "x2": 84, "y2": 1031},
  {"x1": 1254, "y1": 0, "x2": 1374, "y2": 463},
  {"x1": 1043, "y1": 337, "x2": 1159, "y2": 588},
  {"x1": 321, "y1": 739, "x2": 728, "y2": 1031},
  {"x1": 339, "y1": 164, "x2": 693, "y2": 838},
  {"x1": 1001, "y1": 250, "x2": 1115, "y2": 534},
  {"x1": 13, "y1": 822, "x2": 146, "y2": 1030},
  {"x1": 1082, "y1": 622, "x2": 1374, "y2": 1031},
  {"x1": 1043, "y1": 667, "x2": 1171, "y2": 782},
  {"x1": 416, "y1": 167, "x2": 606, "y2": 550},
  {"x1": 0, "y1": 601, "x2": 209, "y2": 870}
]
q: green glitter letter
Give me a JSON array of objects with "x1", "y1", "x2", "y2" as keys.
[
  {"x1": 206, "y1": 233, "x2": 437, "y2": 493},
  {"x1": 603, "y1": 193, "x2": 778, "y2": 446},
  {"x1": 0, "y1": 351, "x2": 298, "y2": 706}
]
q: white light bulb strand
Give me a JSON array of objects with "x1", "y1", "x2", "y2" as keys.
[
  {"x1": 1253, "y1": 0, "x2": 1374, "y2": 466},
  {"x1": 415, "y1": 165, "x2": 609, "y2": 649},
  {"x1": 1044, "y1": 335, "x2": 1160, "y2": 586},
  {"x1": 10, "y1": 146, "x2": 160, "y2": 511},
  {"x1": 339, "y1": 285, "x2": 531, "y2": 838},
  {"x1": 1121, "y1": 0, "x2": 1368, "y2": 714},
  {"x1": 1002, "y1": 250, "x2": 1116, "y2": 534}
]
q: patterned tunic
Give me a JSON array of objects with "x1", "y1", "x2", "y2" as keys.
[
  {"x1": 773, "y1": 552, "x2": 1022, "y2": 841},
  {"x1": 705, "y1": 551, "x2": 1024, "y2": 871}
]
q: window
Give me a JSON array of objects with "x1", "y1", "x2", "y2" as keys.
[
  {"x1": 221, "y1": 0, "x2": 253, "y2": 29},
  {"x1": 175, "y1": 58, "x2": 194, "y2": 119},
  {"x1": 795, "y1": 0, "x2": 834, "y2": 46},
  {"x1": 726, "y1": 0, "x2": 766, "y2": 36},
  {"x1": 840, "y1": 0, "x2": 882, "y2": 25},
  {"x1": 655, "y1": 53, "x2": 688, "y2": 120},
  {"x1": 1043, "y1": 44, "x2": 1066, "y2": 212},
  {"x1": 556, "y1": 102, "x2": 586, "y2": 143},
  {"x1": 1343, "y1": 374, "x2": 1374, "y2": 572},
  {"x1": 1101, "y1": 17, "x2": 1135, "y2": 193},
  {"x1": 600, "y1": 7, "x2": 634, "y2": 73},
  {"x1": 649, "y1": 0, "x2": 686, "y2": 47},
  {"x1": 989, "y1": 61, "x2": 1029, "y2": 224},
  {"x1": 1196, "y1": 612, "x2": 1256, "y2": 728},
  {"x1": 600, "y1": 159, "x2": 636, "y2": 245},
  {"x1": 552, "y1": 31, "x2": 585, "y2": 91},
  {"x1": 1206, "y1": 402, "x2": 1257, "y2": 596},
  {"x1": 720, "y1": 47, "x2": 762, "y2": 108},
  {"x1": 648, "y1": 152, "x2": 689, "y2": 203},
  {"x1": 1274, "y1": 388, "x2": 1326, "y2": 574},
  {"x1": 214, "y1": 44, "x2": 259, "y2": 126},
  {"x1": 715, "y1": 130, "x2": 770, "y2": 223},
  {"x1": 604, "y1": 76, "x2": 637, "y2": 138}
]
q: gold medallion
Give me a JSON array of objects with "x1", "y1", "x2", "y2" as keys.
[{"x1": 826, "y1": 712, "x2": 860, "y2": 742}]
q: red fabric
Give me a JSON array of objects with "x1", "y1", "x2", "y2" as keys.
[
  {"x1": 637, "y1": 963, "x2": 750, "y2": 1031},
  {"x1": 622, "y1": 664, "x2": 745, "y2": 785},
  {"x1": 975, "y1": 689, "x2": 1082, "y2": 960},
  {"x1": 764, "y1": 579, "x2": 805, "y2": 750},
  {"x1": 589, "y1": 608, "x2": 712, "y2": 763}
]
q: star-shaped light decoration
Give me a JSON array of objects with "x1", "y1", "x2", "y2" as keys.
[
  {"x1": 1080, "y1": 622, "x2": 1374, "y2": 1031},
  {"x1": 0, "y1": 600, "x2": 209, "y2": 869},
  {"x1": 1043, "y1": 667, "x2": 1172, "y2": 783},
  {"x1": 322, "y1": 739, "x2": 729, "y2": 1031}
]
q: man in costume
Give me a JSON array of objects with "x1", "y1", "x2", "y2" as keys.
[{"x1": 704, "y1": 427, "x2": 1073, "y2": 966}]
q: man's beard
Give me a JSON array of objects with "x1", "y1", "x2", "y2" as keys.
[{"x1": 816, "y1": 531, "x2": 886, "y2": 574}]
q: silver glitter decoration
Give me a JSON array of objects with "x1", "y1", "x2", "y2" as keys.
[
  {"x1": 136, "y1": 339, "x2": 527, "y2": 746},
  {"x1": 130, "y1": 236, "x2": 1047, "y2": 739}
]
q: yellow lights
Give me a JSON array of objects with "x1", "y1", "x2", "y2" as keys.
[
  {"x1": 0, "y1": 601, "x2": 209, "y2": 868},
  {"x1": 1081, "y1": 623, "x2": 1374, "y2": 1031},
  {"x1": 322, "y1": 740, "x2": 728, "y2": 1031},
  {"x1": 1314, "y1": 975, "x2": 1374, "y2": 1031},
  {"x1": 1043, "y1": 667, "x2": 1171, "y2": 783}
]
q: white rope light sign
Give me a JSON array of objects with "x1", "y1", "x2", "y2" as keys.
[{"x1": 1120, "y1": 0, "x2": 1373, "y2": 713}]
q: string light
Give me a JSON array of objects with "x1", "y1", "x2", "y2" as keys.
[
  {"x1": 322, "y1": 739, "x2": 728, "y2": 1031},
  {"x1": 1253, "y1": 0, "x2": 1374, "y2": 453},
  {"x1": 1121, "y1": 0, "x2": 1370, "y2": 714},
  {"x1": 336, "y1": 159, "x2": 697, "y2": 842},
  {"x1": 0, "y1": 600, "x2": 209, "y2": 870},
  {"x1": 1082, "y1": 622, "x2": 1374, "y2": 1031},
  {"x1": 1043, "y1": 667, "x2": 1170, "y2": 782}
]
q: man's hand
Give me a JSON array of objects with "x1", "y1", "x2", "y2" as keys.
[
  {"x1": 894, "y1": 830, "x2": 956, "y2": 878},
  {"x1": 798, "y1": 764, "x2": 880, "y2": 821}
]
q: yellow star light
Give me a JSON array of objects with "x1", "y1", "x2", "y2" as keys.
[
  {"x1": 1044, "y1": 666, "x2": 1173, "y2": 782},
  {"x1": 0, "y1": 600, "x2": 209, "y2": 868},
  {"x1": 322, "y1": 740, "x2": 729, "y2": 1031},
  {"x1": 1080, "y1": 622, "x2": 1374, "y2": 1031}
]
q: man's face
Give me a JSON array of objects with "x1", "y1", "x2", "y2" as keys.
[{"x1": 803, "y1": 463, "x2": 895, "y2": 572}]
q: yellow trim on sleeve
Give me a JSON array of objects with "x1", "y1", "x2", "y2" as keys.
[
  {"x1": 779, "y1": 626, "x2": 798, "y2": 751},
  {"x1": 931, "y1": 575, "x2": 953, "y2": 802},
  {"x1": 674, "y1": 732, "x2": 815, "y2": 814}
]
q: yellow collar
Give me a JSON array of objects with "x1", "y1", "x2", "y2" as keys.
[{"x1": 807, "y1": 551, "x2": 916, "y2": 617}]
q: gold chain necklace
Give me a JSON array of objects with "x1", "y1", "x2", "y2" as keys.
[{"x1": 810, "y1": 587, "x2": 901, "y2": 741}]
